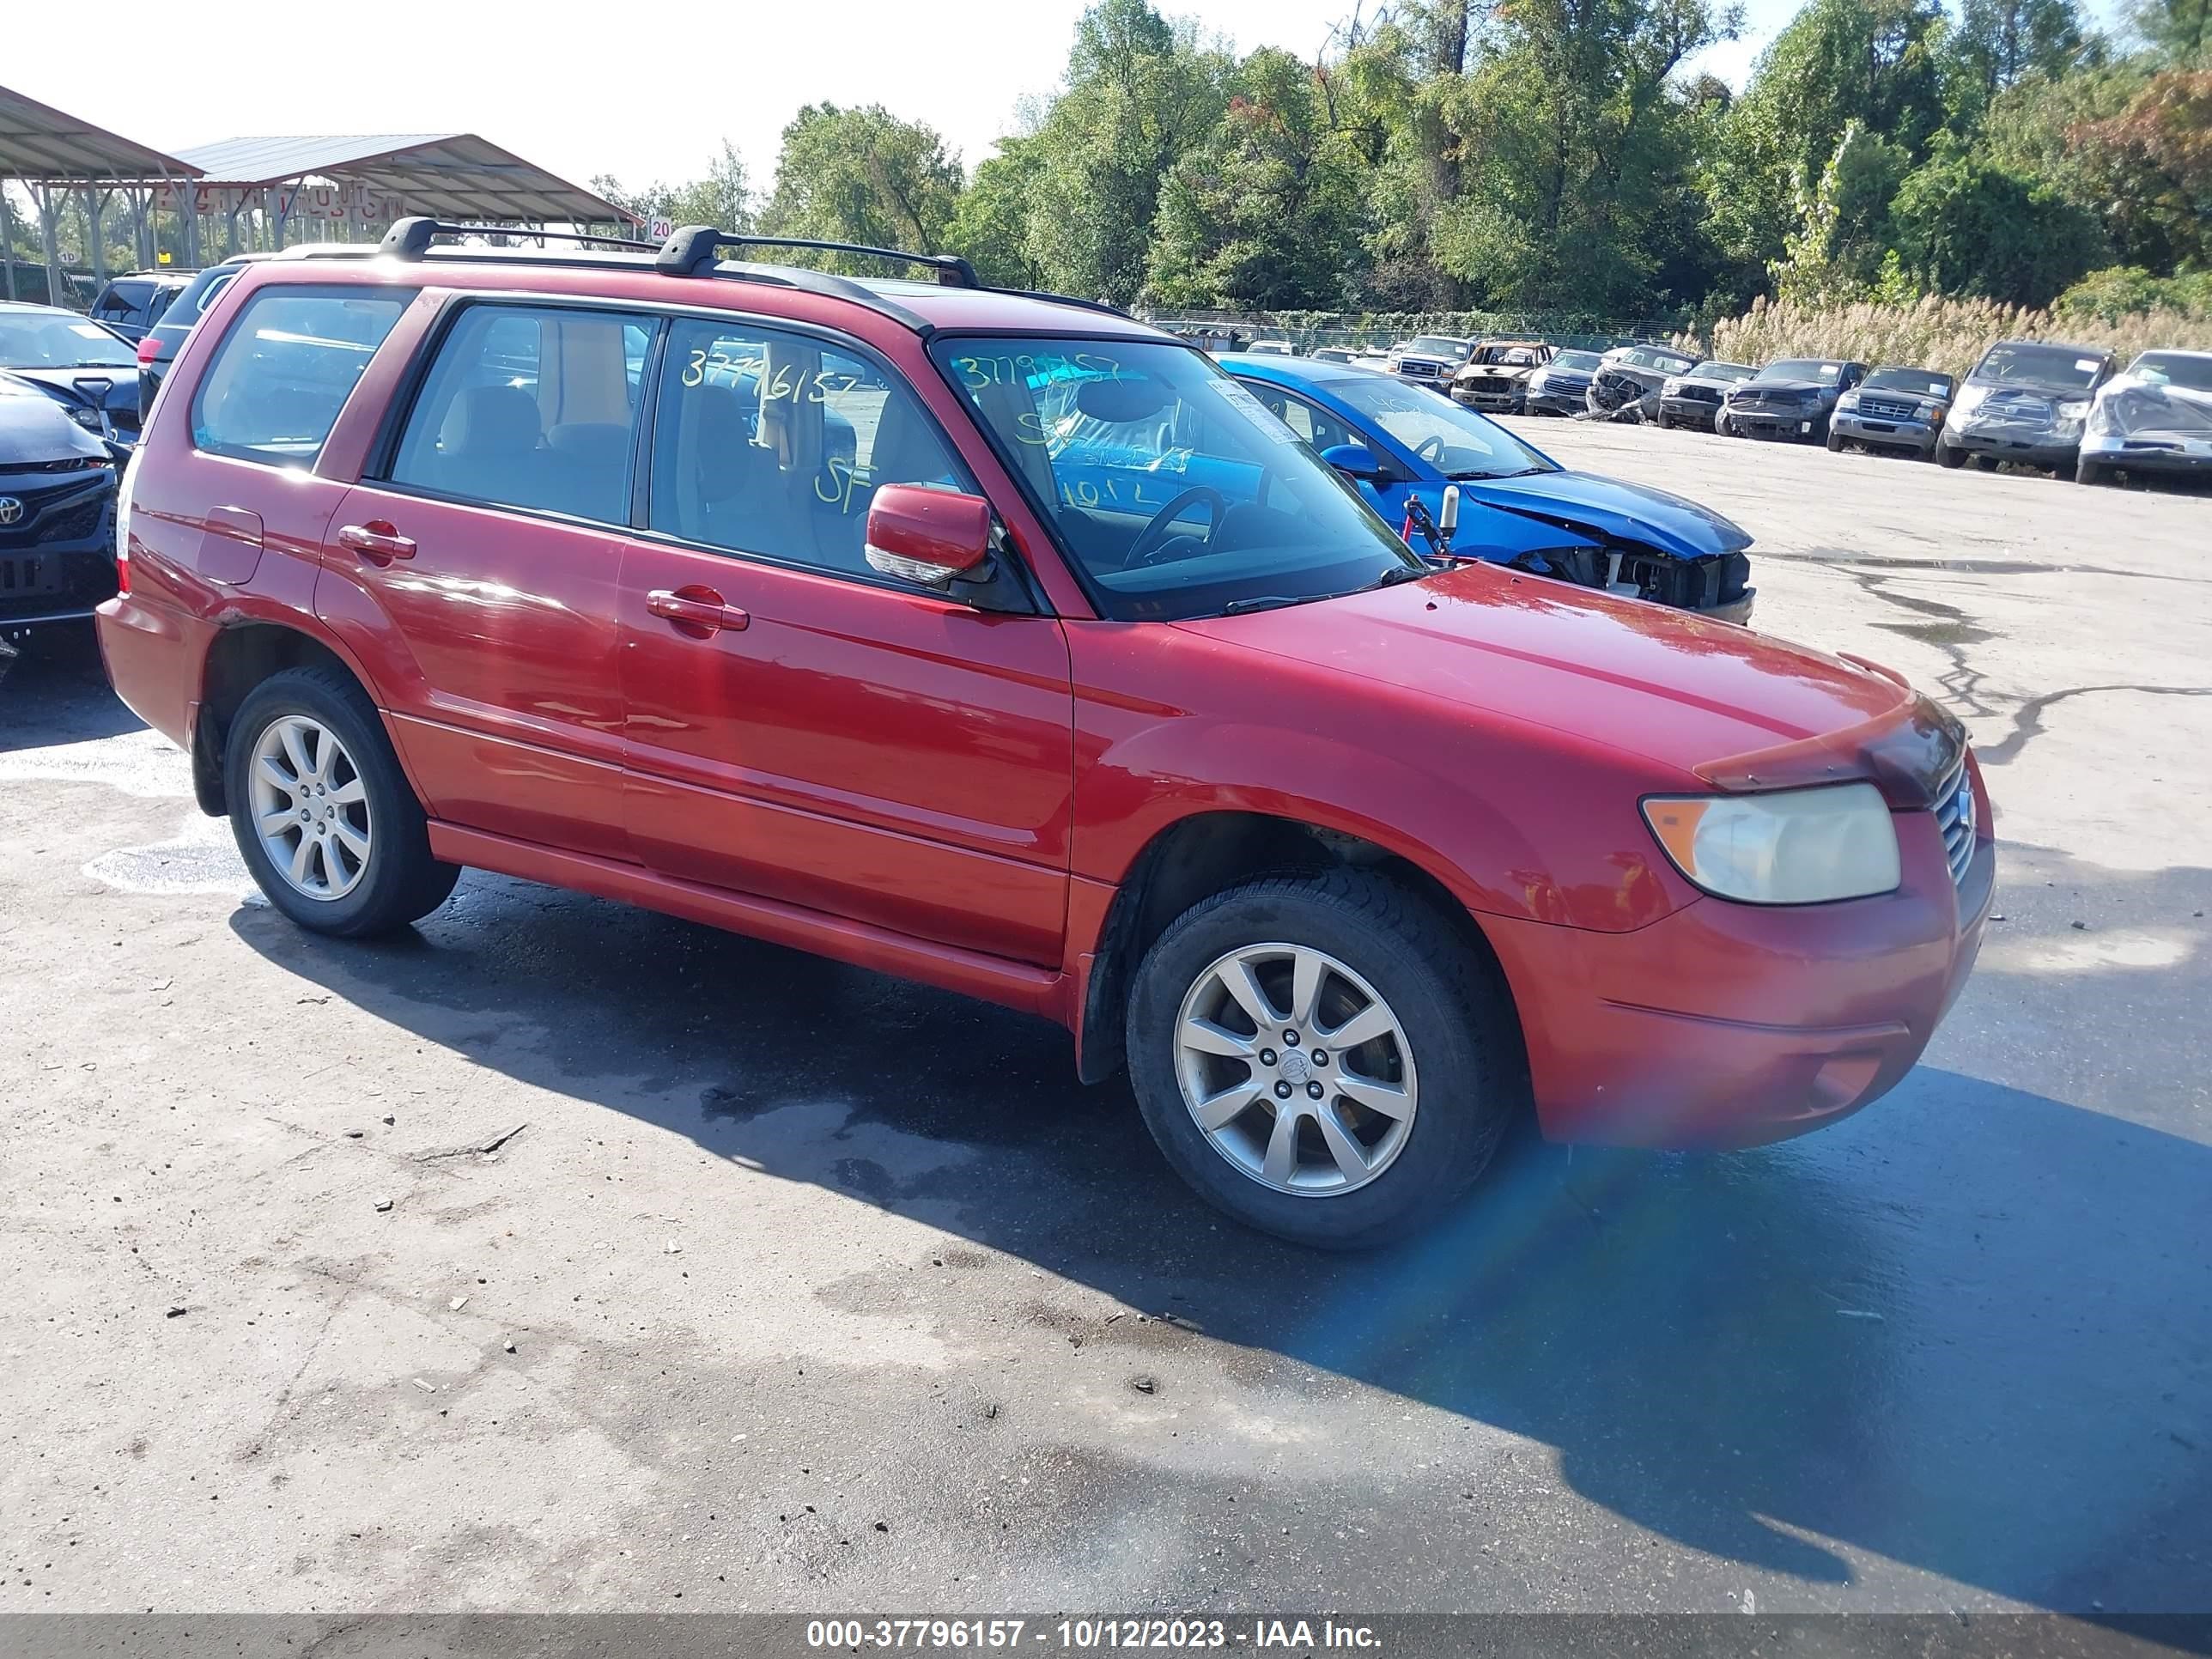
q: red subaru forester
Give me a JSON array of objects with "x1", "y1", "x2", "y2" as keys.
[{"x1": 96, "y1": 222, "x2": 1992, "y2": 1248}]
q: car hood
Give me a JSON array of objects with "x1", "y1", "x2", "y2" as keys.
[
  {"x1": 1177, "y1": 562, "x2": 1942, "y2": 794},
  {"x1": 1458, "y1": 362, "x2": 1540, "y2": 380},
  {"x1": 1676, "y1": 374, "x2": 1745, "y2": 392},
  {"x1": 1733, "y1": 378, "x2": 1833, "y2": 397},
  {"x1": 0, "y1": 379, "x2": 107, "y2": 465},
  {"x1": 1449, "y1": 468, "x2": 1752, "y2": 561}
]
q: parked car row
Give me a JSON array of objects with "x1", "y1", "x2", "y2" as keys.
[{"x1": 87, "y1": 220, "x2": 1991, "y2": 1247}]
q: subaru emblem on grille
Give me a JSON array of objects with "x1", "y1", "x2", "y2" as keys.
[{"x1": 0, "y1": 497, "x2": 23, "y2": 526}]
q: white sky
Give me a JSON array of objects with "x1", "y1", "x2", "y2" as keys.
[{"x1": 8, "y1": 0, "x2": 1806, "y2": 201}]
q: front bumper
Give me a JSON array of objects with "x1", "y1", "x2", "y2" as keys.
[
  {"x1": 1486, "y1": 769, "x2": 1994, "y2": 1148},
  {"x1": 1727, "y1": 404, "x2": 1823, "y2": 441},
  {"x1": 1948, "y1": 422, "x2": 2079, "y2": 467},
  {"x1": 1452, "y1": 385, "x2": 1525, "y2": 412},
  {"x1": 1523, "y1": 386, "x2": 1587, "y2": 415},
  {"x1": 1833, "y1": 410, "x2": 1939, "y2": 453},
  {"x1": 0, "y1": 484, "x2": 118, "y2": 629},
  {"x1": 1660, "y1": 394, "x2": 1723, "y2": 428},
  {"x1": 2081, "y1": 432, "x2": 2212, "y2": 475}
]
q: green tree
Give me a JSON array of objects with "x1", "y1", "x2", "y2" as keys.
[
  {"x1": 1021, "y1": 0, "x2": 1229, "y2": 304},
  {"x1": 947, "y1": 140, "x2": 1046, "y2": 289},
  {"x1": 2069, "y1": 70, "x2": 2212, "y2": 270},
  {"x1": 1889, "y1": 133, "x2": 2107, "y2": 303},
  {"x1": 1707, "y1": 0, "x2": 1950, "y2": 279},
  {"x1": 1770, "y1": 119, "x2": 1911, "y2": 301},
  {"x1": 589, "y1": 140, "x2": 754, "y2": 234},
  {"x1": 1146, "y1": 47, "x2": 1367, "y2": 306},
  {"x1": 1952, "y1": 0, "x2": 2089, "y2": 98},
  {"x1": 760, "y1": 104, "x2": 963, "y2": 268},
  {"x1": 1430, "y1": 0, "x2": 1734, "y2": 313},
  {"x1": 2127, "y1": 0, "x2": 2210, "y2": 62}
]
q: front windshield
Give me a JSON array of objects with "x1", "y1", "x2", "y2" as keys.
[
  {"x1": 1552, "y1": 350, "x2": 1602, "y2": 372},
  {"x1": 1323, "y1": 371, "x2": 1555, "y2": 481},
  {"x1": 2130, "y1": 352, "x2": 2212, "y2": 392},
  {"x1": 1864, "y1": 367, "x2": 1954, "y2": 396},
  {"x1": 1695, "y1": 362, "x2": 1756, "y2": 382},
  {"x1": 0, "y1": 311, "x2": 137, "y2": 370},
  {"x1": 1620, "y1": 347, "x2": 1697, "y2": 374},
  {"x1": 1973, "y1": 343, "x2": 2106, "y2": 390},
  {"x1": 936, "y1": 337, "x2": 1421, "y2": 623},
  {"x1": 1757, "y1": 359, "x2": 1844, "y2": 383},
  {"x1": 1402, "y1": 337, "x2": 1466, "y2": 357}
]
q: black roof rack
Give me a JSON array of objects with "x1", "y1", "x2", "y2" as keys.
[
  {"x1": 380, "y1": 217, "x2": 659, "y2": 258},
  {"x1": 657, "y1": 225, "x2": 979, "y2": 288}
]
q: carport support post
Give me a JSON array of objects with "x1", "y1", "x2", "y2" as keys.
[
  {"x1": 2, "y1": 183, "x2": 18, "y2": 301},
  {"x1": 27, "y1": 181, "x2": 62, "y2": 310}
]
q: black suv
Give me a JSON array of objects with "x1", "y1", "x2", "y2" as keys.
[
  {"x1": 134, "y1": 255, "x2": 261, "y2": 422},
  {"x1": 1720, "y1": 358, "x2": 1869, "y2": 441},
  {"x1": 87, "y1": 271, "x2": 193, "y2": 343}
]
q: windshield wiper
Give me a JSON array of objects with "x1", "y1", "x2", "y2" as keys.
[
  {"x1": 1363, "y1": 564, "x2": 1431, "y2": 588},
  {"x1": 1449, "y1": 465, "x2": 1549, "y2": 480},
  {"x1": 1218, "y1": 594, "x2": 1310, "y2": 616}
]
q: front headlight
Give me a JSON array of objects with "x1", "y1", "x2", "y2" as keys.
[
  {"x1": 68, "y1": 404, "x2": 106, "y2": 432},
  {"x1": 2057, "y1": 399, "x2": 2090, "y2": 422},
  {"x1": 1951, "y1": 384, "x2": 1991, "y2": 421},
  {"x1": 1642, "y1": 783, "x2": 1900, "y2": 904},
  {"x1": 1835, "y1": 391, "x2": 1859, "y2": 411},
  {"x1": 1661, "y1": 378, "x2": 1682, "y2": 396}
]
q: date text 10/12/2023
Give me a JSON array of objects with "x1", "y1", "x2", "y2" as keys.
[{"x1": 803, "y1": 1619, "x2": 1383, "y2": 1650}]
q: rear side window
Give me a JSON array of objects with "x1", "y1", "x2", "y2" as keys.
[
  {"x1": 388, "y1": 304, "x2": 655, "y2": 525},
  {"x1": 191, "y1": 289, "x2": 407, "y2": 467},
  {"x1": 647, "y1": 317, "x2": 968, "y2": 580}
]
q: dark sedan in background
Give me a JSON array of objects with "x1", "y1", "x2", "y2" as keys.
[
  {"x1": 1720, "y1": 357, "x2": 1869, "y2": 441},
  {"x1": 0, "y1": 374, "x2": 118, "y2": 632},
  {"x1": 0, "y1": 302, "x2": 143, "y2": 447},
  {"x1": 1657, "y1": 360, "x2": 1755, "y2": 429},
  {"x1": 1523, "y1": 349, "x2": 1603, "y2": 415},
  {"x1": 1830, "y1": 365, "x2": 1956, "y2": 459}
]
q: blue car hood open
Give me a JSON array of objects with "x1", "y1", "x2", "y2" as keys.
[{"x1": 1452, "y1": 470, "x2": 1752, "y2": 562}]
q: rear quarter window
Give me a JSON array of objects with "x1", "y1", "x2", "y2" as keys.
[{"x1": 190, "y1": 288, "x2": 408, "y2": 467}]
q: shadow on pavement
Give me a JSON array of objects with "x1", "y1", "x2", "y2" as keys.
[
  {"x1": 227, "y1": 855, "x2": 2212, "y2": 1613},
  {"x1": 0, "y1": 625, "x2": 143, "y2": 750}
]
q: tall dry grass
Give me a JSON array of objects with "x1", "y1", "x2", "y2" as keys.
[{"x1": 1674, "y1": 294, "x2": 2212, "y2": 375}]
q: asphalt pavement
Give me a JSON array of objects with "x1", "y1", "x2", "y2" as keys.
[{"x1": 0, "y1": 422, "x2": 2206, "y2": 1617}]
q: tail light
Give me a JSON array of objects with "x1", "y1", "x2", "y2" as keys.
[{"x1": 136, "y1": 333, "x2": 161, "y2": 365}]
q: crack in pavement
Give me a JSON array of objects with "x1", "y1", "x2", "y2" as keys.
[{"x1": 1977, "y1": 683, "x2": 2212, "y2": 768}]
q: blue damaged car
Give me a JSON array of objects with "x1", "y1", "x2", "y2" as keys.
[{"x1": 1219, "y1": 352, "x2": 1756, "y2": 623}]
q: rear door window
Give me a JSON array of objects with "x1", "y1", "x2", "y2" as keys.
[
  {"x1": 387, "y1": 303, "x2": 656, "y2": 526},
  {"x1": 191, "y1": 288, "x2": 408, "y2": 467}
]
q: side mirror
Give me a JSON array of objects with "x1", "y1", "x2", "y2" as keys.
[
  {"x1": 865, "y1": 484, "x2": 994, "y2": 587},
  {"x1": 1321, "y1": 442, "x2": 1389, "y2": 483}
]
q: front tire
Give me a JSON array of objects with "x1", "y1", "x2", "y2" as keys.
[
  {"x1": 1125, "y1": 871, "x2": 1521, "y2": 1249},
  {"x1": 1826, "y1": 428, "x2": 1845, "y2": 453},
  {"x1": 2075, "y1": 456, "x2": 2110, "y2": 486},
  {"x1": 1936, "y1": 439, "x2": 1966, "y2": 469},
  {"x1": 225, "y1": 666, "x2": 459, "y2": 937}
]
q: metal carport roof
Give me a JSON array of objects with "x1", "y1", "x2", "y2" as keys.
[
  {"x1": 176, "y1": 133, "x2": 630, "y2": 224},
  {"x1": 0, "y1": 82, "x2": 201, "y2": 179}
]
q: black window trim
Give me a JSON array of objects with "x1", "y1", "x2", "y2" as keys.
[{"x1": 187, "y1": 280, "x2": 418, "y2": 471}]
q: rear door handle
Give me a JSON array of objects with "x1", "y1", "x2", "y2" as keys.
[
  {"x1": 647, "y1": 586, "x2": 750, "y2": 635},
  {"x1": 337, "y1": 520, "x2": 416, "y2": 564}
]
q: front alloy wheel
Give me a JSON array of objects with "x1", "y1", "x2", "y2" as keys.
[
  {"x1": 1176, "y1": 943, "x2": 1419, "y2": 1195},
  {"x1": 248, "y1": 714, "x2": 373, "y2": 899}
]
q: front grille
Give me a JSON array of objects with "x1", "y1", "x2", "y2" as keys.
[
  {"x1": 1933, "y1": 753, "x2": 1976, "y2": 887},
  {"x1": 1984, "y1": 392, "x2": 2052, "y2": 429},
  {"x1": 0, "y1": 477, "x2": 113, "y2": 550},
  {"x1": 1675, "y1": 384, "x2": 1722, "y2": 404},
  {"x1": 1858, "y1": 395, "x2": 1919, "y2": 422},
  {"x1": 35, "y1": 497, "x2": 106, "y2": 544},
  {"x1": 1462, "y1": 376, "x2": 1510, "y2": 395}
]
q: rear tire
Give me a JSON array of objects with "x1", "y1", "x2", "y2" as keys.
[
  {"x1": 224, "y1": 666, "x2": 459, "y2": 938},
  {"x1": 1125, "y1": 870, "x2": 1522, "y2": 1249}
]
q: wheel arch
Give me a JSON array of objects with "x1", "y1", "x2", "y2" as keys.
[
  {"x1": 1073, "y1": 807, "x2": 1524, "y2": 1088},
  {"x1": 191, "y1": 618, "x2": 389, "y2": 817}
]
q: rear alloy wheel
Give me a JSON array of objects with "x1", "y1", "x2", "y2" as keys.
[
  {"x1": 226, "y1": 666, "x2": 460, "y2": 938},
  {"x1": 1127, "y1": 871, "x2": 1519, "y2": 1249}
]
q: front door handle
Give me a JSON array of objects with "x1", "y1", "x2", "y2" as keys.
[
  {"x1": 337, "y1": 520, "x2": 416, "y2": 565},
  {"x1": 647, "y1": 586, "x2": 750, "y2": 635}
]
